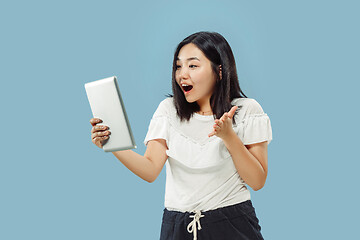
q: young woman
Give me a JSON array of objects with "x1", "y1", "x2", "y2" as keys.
[{"x1": 90, "y1": 31, "x2": 272, "y2": 240}]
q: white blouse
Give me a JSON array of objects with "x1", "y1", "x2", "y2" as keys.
[{"x1": 143, "y1": 97, "x2": 272, "y2": 213}]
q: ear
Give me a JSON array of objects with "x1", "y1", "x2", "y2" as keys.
[{"x1": 219, "y1": 65, "x2": 222, "y2": 80}]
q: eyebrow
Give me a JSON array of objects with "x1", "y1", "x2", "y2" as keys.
[{"x1": 176, "y1": 57, "x2": 200, "y2": 62}]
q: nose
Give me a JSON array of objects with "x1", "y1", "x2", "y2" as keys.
[{"x1": 178, "y1": 67, "x2": 189, "y2": 80}]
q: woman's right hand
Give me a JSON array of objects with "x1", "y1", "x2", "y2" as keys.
[{"x1": 90, "y1": 118, "x2": 111, "y2": 149}]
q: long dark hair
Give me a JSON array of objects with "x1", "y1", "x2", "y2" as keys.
[{"x1": 165, "y1": 31, "x2": 248, "y2": 125}]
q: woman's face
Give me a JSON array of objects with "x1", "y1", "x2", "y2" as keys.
[{"x1": 175, "y1": 43, "x2": 219, "y2": 104}]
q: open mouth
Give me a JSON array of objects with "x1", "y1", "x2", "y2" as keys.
[{"x1": 183, "y1": 85, "x2": 193, "y2": 92}]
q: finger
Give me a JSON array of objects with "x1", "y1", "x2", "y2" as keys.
[
  {"x1": 93, "y1": 135, "x2": 109, "y2": 147},
  {"x1": 92, "y1": 131, "x2": 110, "y2": 140},
  {"x1": 91, "y1": 133, "x2": 99, "y2": 141},
  {"x1": 228, "y1": 106, "x2": 238, "y2": 118},
  {"x1": 96, "y1": 137, "x2": 106, "y2": 147},
  {"x1": 93, "y1": 136, "x2": 102, "y2": 147},
  {"x1": 90, "y1": 118, "x2": 98, "y2": 126},
  {"x1": 226, "y1": 108, "x2": 233, "y2": 119},
  {"x1": 90, "y1": 118, "x2": 102, "y2": 126},
  {"x1": 91, "y1": 125, "x2": 109, "y2": 134},
  {"x1": 231, "y1": 106, "x2": 238, "y2": 114},
  {"x1": 100, "y1": 135, "x2": 110, "y2": 145},
  {"x1": 91, "y1": 126, "x2": 99, "y2": 134}
]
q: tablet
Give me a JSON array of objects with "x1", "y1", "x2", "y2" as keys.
[{"x1": 84, "y1": 76, "x2": 137, "y2": 152}]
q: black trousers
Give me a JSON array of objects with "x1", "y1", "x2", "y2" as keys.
[{"x1": 160, "y1": 200, "x2": 264, "y2": 240}]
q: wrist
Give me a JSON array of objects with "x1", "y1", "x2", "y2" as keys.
[{"x1": 222, "y1": 129, "x2": 237, "y2": 143}]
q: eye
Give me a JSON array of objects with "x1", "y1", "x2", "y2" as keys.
[{"x1": 175, "y1": 65, "x2": 197, "y2": 69}]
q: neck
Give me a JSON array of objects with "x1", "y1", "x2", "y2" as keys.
[
  {"x1": 196, "y1": 96, "x2": 213, "y2": 115},
  {"x1": 196, "y1": 109, "x2": 213, "y2": 115}
]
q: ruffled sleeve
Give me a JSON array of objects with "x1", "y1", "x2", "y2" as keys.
[
  {"x1": 241, "y1": 99, "x2": 273, "y2": 145},
  {"x1": 143, "y1": 98, "x2": 170, "y2": 147}
]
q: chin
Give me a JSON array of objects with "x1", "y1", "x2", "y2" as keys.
[
  {"x1": 184, "y1": 95, "x2": 197, "y2": 103},
  {"x1": 185, "y1": 98, "x2": 196, "y2": 103}
]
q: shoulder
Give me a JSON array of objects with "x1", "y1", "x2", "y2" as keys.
[
  {"x1": 232, "y1": 97, "x2": 264, "y2": 114},
  {"x1": 161, "y1": 97, "x2": 174, "y2": 106},
  {"x1": 153, "y1": 97, "x2": 174, "y2": 117},
  {"x1": 159, "y1": 97, "x2": 174, "y2": 111}
]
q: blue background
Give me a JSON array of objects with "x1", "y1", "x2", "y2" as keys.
[{"x1": 1, "y1": 0, "x2": 359, "y2": 239}]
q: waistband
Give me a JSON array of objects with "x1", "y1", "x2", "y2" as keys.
[{"x1": 163, "y1": 200, "x2": 254, "y2": 240}]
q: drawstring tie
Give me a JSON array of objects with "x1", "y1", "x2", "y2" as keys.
[{"x1": 187, "y1": 210, "x2": 205, "y2": 240}]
